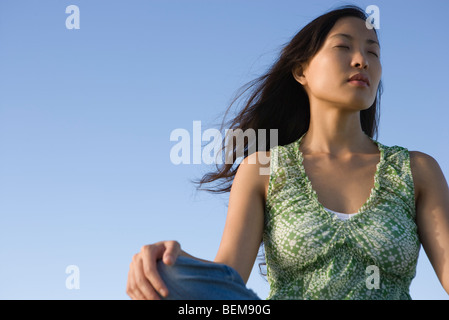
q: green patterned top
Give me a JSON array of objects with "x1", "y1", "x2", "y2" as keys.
[{"x1": 263, "y1": 132, "x2": 420, "y2": 300}]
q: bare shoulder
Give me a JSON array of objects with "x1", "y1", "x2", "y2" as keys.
[
  {"x1": 409, "y1": 150, "x2": 442, "y2": 179},
  {"x1": 238, "y1": 151, "x2": 271, "y2": 200},
  {"x1": 409, "y1": 150, "x2": 446, "y2": 201},
  {"x1": 240, "y1": 151, "x2": 271, "y2": 165}
]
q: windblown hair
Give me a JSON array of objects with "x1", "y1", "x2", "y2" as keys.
[{"x1": 192, "y1": 5, "x2": 382, "y2": 195}]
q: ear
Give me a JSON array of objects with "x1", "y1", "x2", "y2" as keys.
[{"x1": 292, "y1": 64, "x2": 307, "y2": 86}]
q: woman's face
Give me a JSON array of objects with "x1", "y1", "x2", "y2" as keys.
[{"x1": 294, "y1": 16, "x2": 382, "y2": 111}]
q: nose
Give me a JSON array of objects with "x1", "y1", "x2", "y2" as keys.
[{"x1": 351, "y1": 51, "x2": 369, "y2": 69}]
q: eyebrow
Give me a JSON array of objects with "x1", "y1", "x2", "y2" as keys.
[{"x1": 329, "y1": 33, "x2": 380, "y2": 48}]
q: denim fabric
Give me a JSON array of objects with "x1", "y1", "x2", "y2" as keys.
[{"x1": 156, "y1": 256, "x2": 261, "y2": 300}]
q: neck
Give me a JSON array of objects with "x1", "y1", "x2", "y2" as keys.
[{"x1": 301, "y1": 103, "x2": 377, "y2": 156}]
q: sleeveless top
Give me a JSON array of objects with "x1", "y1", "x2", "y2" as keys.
[{"x1": 263, "y1": 132, "x2": 420, "y2": 300}]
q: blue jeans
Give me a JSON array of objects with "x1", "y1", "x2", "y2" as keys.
[{"x1": 156, "y1": 256, "x2": 261, "y2": 300}]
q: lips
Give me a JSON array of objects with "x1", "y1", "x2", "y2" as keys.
[{"x1": 348, "y1": 73, "x2": 370, "y2": 86}]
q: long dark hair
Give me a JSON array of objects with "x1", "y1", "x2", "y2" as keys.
[{"x1": 192, "y1": 5, "x2": 382, "y2": 195}]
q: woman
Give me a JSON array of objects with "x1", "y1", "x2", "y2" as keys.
[{"x1": 126, "y1": 5, "x2": 449, "y2": 300}]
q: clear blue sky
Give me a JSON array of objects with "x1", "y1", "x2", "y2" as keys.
[{"x1": 0, "y1": 0, "x2": 448, "y2": 299}]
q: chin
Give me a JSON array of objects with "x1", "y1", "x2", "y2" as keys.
[
  {"x1": 339, "y1": 100, "x2": 373, "y2": 111},
  {"x1": 344, "y1": 96, "x2": 375, "y2": 110}
]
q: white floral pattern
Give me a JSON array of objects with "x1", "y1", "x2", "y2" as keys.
[{"x1": 263, "y1": 132, "x2": 420, "y2": 300}]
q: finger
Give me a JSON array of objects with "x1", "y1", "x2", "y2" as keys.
[
  {"x1": 128, "y1": 258, "x2": 161, "y2": 300},
  {"x1": 141, "y1": 244, "x2": 169, "y2": 298},
  {"x1": 126, "y1": 262, "x2": 146, "y2": 300},
  {"x1": 135, "y1": 258, "x2": 163, "y2": 300},
  {"x1": 162, "y1": 241, "x2": 181, "y2": 266}
]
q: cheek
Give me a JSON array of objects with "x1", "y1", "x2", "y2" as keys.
[
  {"x1": 308, "y1": 56, "x2": 345, "y2": 91},
  {"x1": 374, "y1": 63, "x2": 382, "y2": 84}
]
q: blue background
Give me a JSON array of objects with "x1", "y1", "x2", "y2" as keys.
[{"x1": 0, "y1": 0, "x2": 448, "y2": 299}]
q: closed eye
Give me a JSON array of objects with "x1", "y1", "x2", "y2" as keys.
[{"x1": 335, "y1": 46, "x2": 379, "y2": 58}]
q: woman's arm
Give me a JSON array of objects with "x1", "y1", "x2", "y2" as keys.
[
  {"x1": 126, "y1": 151, "x2": 268, "y2": 299},
  {"x1": 411, "y1": 151, "x2": 449, "y2": 295},
  {"x1": 213, "y1": 151, "x2": 269, "y2": 283}
]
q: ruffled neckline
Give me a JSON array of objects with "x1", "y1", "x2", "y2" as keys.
[{"x1": 294, "y1": 132, "x2": 386, "y2": 224}]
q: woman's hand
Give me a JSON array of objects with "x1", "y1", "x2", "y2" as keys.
[{"x1": 126, "y1": 240, "x2": 181, "y2": 300}]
